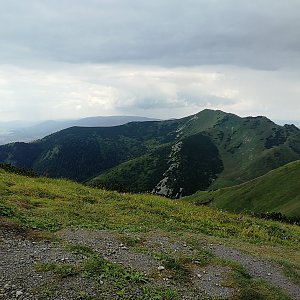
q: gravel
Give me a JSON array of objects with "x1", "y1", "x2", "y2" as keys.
[
  {"x1": 59, "y1": 229, "x2": 235, "y2": 299},
  {"x1": 0, "y1": 220, "x2": 95, "y2": 300},
  {"x1": 206, "y1": 243, "x2": 300, "y2": 300},
  {"x1": 59, "y1": 228, "x2": 160, "y2": 275},
  {"x1": 1, "y1": 220, "x2": 298, "y2": 300}
]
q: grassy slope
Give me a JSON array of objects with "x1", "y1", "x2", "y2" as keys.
[
  {"x1": 184, "y1": 160, "x2": 300, "y2": 218},
  {"x1": 1, "y1": 169, "x2": 300, "y2": 299},
  {"x1": 176, "y1": 109, "x2": 300, "y2": 188},
  {"x1": 1, "y1": 168, "x2": 299, "y2": 247},
  {"x1": 89, "y1": 133, "x2": 223, "y2": 197},
  {"x1": 88, "y1": 145, "x2": 171, "y2": 193}
]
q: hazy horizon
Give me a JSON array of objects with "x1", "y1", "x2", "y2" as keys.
[
  {"x1": 0, "y1": 1, "x2": 300, "y2": 122},
  {"x1": 0, "y1": 110, "x2": 299, "y2": 128}
]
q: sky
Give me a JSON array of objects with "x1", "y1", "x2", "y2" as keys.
[{"x1": 0, "y1": 0, "x2": 300, "y2": 122}]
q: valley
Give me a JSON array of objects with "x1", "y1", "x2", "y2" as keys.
[{"x1": 1, "y1": 110, "x2": 300, "y2": 201}]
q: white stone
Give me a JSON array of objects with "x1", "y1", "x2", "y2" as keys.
[{"x1": 16, "y1": 291, "x2": 23, "y2": 297}]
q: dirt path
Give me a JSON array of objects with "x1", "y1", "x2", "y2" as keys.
[
  {"x1": 0, "y1": 222, "x2": 233, "y2": 299},
  {"x1": 58, "y1": 229, "x2": 300, "y2": 299},
  {"x1": 141, "y1": 232, "x2": 300, "y2": 300},
  {"x1": 1, "y1": 220, "x2": 299, "y2": 300},
  {"x1": 205, "y1": 243, "x2": 300, "y2": 300},
  {"x1": 59, "y1": 228, "x2": 234, "y2": 299},
  {"x1": 0, "y1": 221, "x2": 99, "y2": 300},
  {"x1": 59, "y1": 229, "x2": 160, "y2": 275}
]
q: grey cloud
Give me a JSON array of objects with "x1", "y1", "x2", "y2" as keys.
[
  {"x1": 129, "y1": 94, "x2": 235, "y2": 111},
  {"x1": 1, "y1": 0, "x2": 300, "y2": 69},
  {"x1": 0, "y1": 63, "x2": 300, "y2": 121},
  {"x1": 176, "y1": 92, "x2": 236, "y2": 107},
  {"x1": 1, "y1": 1, "x2": 300, "y2": 122}
]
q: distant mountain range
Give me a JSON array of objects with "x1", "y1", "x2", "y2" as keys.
[
  {"x1": 0, "y1": 116, "x2": 159, "y2": 145},
  {"x1": 1, "y1": 109, "x2": 300, "y2": 199},
  {"x1": 275, "y1": 120, "x2": 300, "y2": 127}
]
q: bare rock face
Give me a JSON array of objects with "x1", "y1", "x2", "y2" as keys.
[
  {"x1": 152, "y1": 133, "x2": 223, "y2": 198},
  {"x1": 152, "y1": 141, "x2": 184, "y2": 198}
]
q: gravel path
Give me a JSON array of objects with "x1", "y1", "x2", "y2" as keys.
[
  {"x1": 0, "y1": 221, "x2": 96, "y2": 300},
  {"x1": 59, "y1": 229, "x2": 160, "y2": 275},
  {"x1": 1, "y1": 220, "x2": 299, "y2": 300},
  {"x1": 140, "y1": 232, "x2": 300, "y2": 300},
  {"x1": 143, "y1": 233, "x2": 235, "y2": 298},
  {"x1": 59, "y1": 229, "x2": 235, "y2": 299},
  {"x1": 205, "y1": 243, "x2": 300, "y2": 300}
]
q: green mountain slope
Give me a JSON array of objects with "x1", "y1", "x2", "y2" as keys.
[
  {"x1": 184, "y1": 160, "x2": 300, "y2": 218},
  {"x1": 89, "y1": 145, "x2": 171, "y2": 193},
  {"x1": 0, "y1": 116, "x2": 159, "y2": 145},
  {"x1": 89, "y1": 110, "x2": 300, "y2": 196},
  {"x1": 0, "y1": 120, "x2": 179, "y2": 181},
  {"x1": 179, "y1": 110, "x2": 300, "y2": 189},
  {"x1": 1, "y1": 109, "x2": 300, "y2": 197},
  {"x1": 90, "y1": 133, "x2": 223, "y2": 197}
]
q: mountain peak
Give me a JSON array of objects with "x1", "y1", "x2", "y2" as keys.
[{"x1": 1, "y1": 110, "x2": 300, "y2": 197}]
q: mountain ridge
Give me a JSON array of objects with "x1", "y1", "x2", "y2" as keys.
[
  {"x1": 1, "y1": 109, "x2": 300, "y2": 198},
  {"x1": 0, "y1": 115, "x2": 160, "y2": 145}
]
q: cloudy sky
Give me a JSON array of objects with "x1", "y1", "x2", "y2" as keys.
[{"x1": 0, "y1": 0, "x2": 299, "y2": 122}]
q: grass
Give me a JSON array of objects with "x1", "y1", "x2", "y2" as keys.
[
  {"x1": 57, "y1": 242, "x2": 185, "y2": 299},
  {"x1": 216, "y1": 259, "x2": 292, "y2": 300},
  {"x1": 137, "y1": 287, "x2": 181, "y2": 300},
  {"x1": 119, "y1": 235, "x2": 144, "y2": 247},
  {"x1": 136, "y1": 246, "x2": 214, "y2": 282},
  {"x1": 184, "y1": 160, "x2": 300, "y2": 218},
  {"x1": 277, "y1": 260, "x2": 300, "y2": 285},
  {"x1": 35, "y1": 262, "x2": 80, "y2": 278},
  {"x1": 36, "y1": 283, "x2": 58, "y2": 299},
  {"x1": 35, "y1": 246, "x2": 152, "y2": 298},
  {"x1": 157, "y1": 254, "x2": 191, "y2": 282},
  {"x1": 235, "y1": 278, "x2": 292, "y2": 300},
  {"x1": 1, "y1": 168, "x2": 300, "y2": 299},
  {"x1": 1, "y1": 169, "x2": 299, "y2": 249},
  {"x1": 82, "y1": 255, "x2": 148, "y2": 285},
  {"x1": 34, "y1": 243, "x2": 186, "y2": 299},
  {"x1": 66, "y1": 244, "x2": 96, "y2": 256}
]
